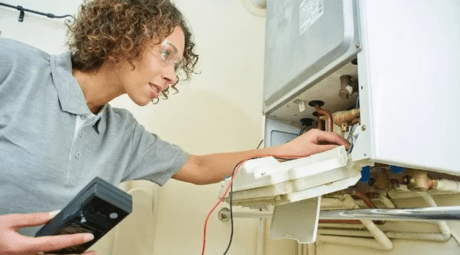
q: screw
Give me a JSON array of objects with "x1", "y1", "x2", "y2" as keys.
[
  {"x1": 218, "y1": 208, "x2": 230, "y2": 222},
  {"x1": 356, "y1": 43, "x2": 360, "y2": 48},
  {"x1": 361, "y1": 125, "x2": 366, "y2": 131}
]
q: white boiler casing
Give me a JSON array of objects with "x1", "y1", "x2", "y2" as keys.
[{"x1": 263, "y1": 0, "x2": 460, "y2": 175}]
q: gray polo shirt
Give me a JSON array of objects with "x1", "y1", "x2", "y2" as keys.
[{"x1": 0, "y1": 38, "x2": 190, "y2": 235}]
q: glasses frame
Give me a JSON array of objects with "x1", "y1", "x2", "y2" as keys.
[{"x1": 150, "y1": 39, "x2": 182, "y2": 71}]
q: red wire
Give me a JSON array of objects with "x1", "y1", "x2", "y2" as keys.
[
  {"x1": 200, "y1": 154, "x2": 306, "y2": 255},
  {"x1": 201, "y1": 160, "x2": 244, "y2": 255}
]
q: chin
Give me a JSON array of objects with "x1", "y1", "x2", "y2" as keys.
[
  {"x1": 129, "y1": 95, "x2": 151, "y2": 106},
  {"x1": 137, "y1": 99, "x2": 152, "y2": 106}
]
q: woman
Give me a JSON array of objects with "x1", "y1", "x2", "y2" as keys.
[{"x1": 0, "y1": 0, "x2": 349, "y2": 254}]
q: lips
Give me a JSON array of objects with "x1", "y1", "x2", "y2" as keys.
[{"x1": 149, "y1": 83, "x2": 162, "y2": 98}]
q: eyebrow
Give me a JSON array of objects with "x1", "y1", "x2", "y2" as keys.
[{"x1": 169, "y1": 42, "x2": 178, "y2": 53}]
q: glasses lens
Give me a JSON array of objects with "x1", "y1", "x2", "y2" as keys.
[{"x1": 158, "y1": 40, "x2": 178, "y2": 66}]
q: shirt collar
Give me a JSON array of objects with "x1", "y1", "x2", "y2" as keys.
[
  {"x1": 50, "y1": 51, "x2": 108, "y2": 134},
  {"x1": 50, "y1": 50, "x2": 91, "y2": 115},
  {"x1": 92, "y1": 104, "x2": 108, "y2": 134}
]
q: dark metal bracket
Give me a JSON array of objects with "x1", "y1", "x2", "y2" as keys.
[
  {"x1": 0, "y1": 2, "x2": 73, "y2": 22},
  {"x1": 18, "y1": 5, "x2": 24, "y2": 22}
]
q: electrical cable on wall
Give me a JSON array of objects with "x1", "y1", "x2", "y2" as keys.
[{"x1": 0, "y1": 2, "x2": 73, "y2": 22}]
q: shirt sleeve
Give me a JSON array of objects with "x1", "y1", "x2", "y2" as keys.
[{"x1": 120, "y1": 114, "x2": 190, "y2": 186}]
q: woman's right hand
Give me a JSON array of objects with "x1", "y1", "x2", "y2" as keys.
[{"x1": 0, "y1": 213, "x2": 97, "y2": 255}]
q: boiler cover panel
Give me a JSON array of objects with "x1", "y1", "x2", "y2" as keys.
[{"x1": 263, "y1": 0, "x2": 359, "y2": 112}]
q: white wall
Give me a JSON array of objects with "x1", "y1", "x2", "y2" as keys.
[
  {"x1": 1, "y1": 0, "x2": 293, "y2": 254},
  {"x1": 0, "y1": 0, "x2": 79, "y2": 53}
]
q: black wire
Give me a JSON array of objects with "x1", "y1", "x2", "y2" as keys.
[
  {"x1": 222, "y1": 161, "x2": 242, "y2": 255},
  {"x1": 256, "y1": 139, "x2": 264, "y2": 149},
  {"x1": 0, "y1": 2, "x2": 73, "y2": 20},
  {"x1": 223, "y1": 156, "x2": 295, "y2": 255},
  {"x1": 222, "y1": 140, "x2": 263, "y2": 254}
]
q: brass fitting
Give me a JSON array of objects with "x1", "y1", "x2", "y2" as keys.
[{"x1": 407, "y1": 170, "x2": 436, "y2": 191}]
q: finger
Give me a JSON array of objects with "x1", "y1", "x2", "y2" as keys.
[
  {"x1": 316, "y1": 131, "x2": 350, "y2": 149},
  {"x1": 23, "y1": 233, "x2": 94, "y2": 253},
  {"x1": 314, "y1": 144, "x2": 339, "y2": 154},
  {"x1": 6, "y1": 213, "x2": 53, "y2": 229}
]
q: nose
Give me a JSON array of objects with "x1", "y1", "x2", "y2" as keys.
[{"x1": 162, "y1": 65, "x2": 178, "y2": 86}]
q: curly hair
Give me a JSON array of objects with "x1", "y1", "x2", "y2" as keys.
[{"x1": 66, "y1": 0, "x2": 199, "y2": 85}]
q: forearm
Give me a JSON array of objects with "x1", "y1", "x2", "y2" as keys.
[
  {"x1": 173, "y1": 129, "x2": 350, "y2": 185},
  {"x1": 173, "y1": 146, "x2": 282, "y2": 185}
]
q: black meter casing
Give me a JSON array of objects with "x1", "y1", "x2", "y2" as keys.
[{"x1": 35, "y1": 177, "x2": 132, "y2": 254}]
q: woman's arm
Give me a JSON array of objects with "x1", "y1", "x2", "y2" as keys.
[{"x1": 173, "y1": 129, "x2": 350, "y2": 185}]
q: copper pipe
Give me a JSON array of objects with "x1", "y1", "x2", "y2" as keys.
[
  {"x1": 319, "y1": 192, "x2": 377, "y2": 225},
  {"x1": 313, "y1": 111, "x2": 324, "y2": 130},
  {"x1": 317, "y1": 118, "x2": 324, "y2": 131},
  {"x1": 339, "y1": 75, "x2": 352, "y2": 99},
  {"x1": 339, "y1": 75, "x2": 359, "y2": 99},
  {"x1": 350, "y1": 118, "x2": 360, "y2": 125},
  {"x1": 321, "y1": 192, "x2": 379, "y2": 225},
  {"x1": 351, "y1": 191, "x2": 377, "y2": 209},
  {"x1": 315, "y1": 106, "x2": 333, "y2": 132}
]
